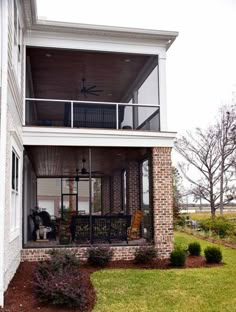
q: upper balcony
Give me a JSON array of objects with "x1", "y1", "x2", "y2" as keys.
[{"x1": 25, "y1": 47, "x2": 162, "y2": 127}]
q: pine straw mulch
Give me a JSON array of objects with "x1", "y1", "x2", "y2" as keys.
[{"x1": 0, "y1": 257, "x2": 223, "y2": 312}]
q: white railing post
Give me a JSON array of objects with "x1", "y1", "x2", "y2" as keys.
[
  {"x1": 71, "y1": 101, "x2": 73, "y2": 128},
  {"x1": 116, "y1": 103, "x2": 119, "y2": 129}
]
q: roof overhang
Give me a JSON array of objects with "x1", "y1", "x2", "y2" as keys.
[{"x1": 22, "y1": 0, "x2": 178, "y2": 50}]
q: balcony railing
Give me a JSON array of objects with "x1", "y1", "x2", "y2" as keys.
[{"x1": 25, "y1": 98, "x2": 160, "y2": 131}]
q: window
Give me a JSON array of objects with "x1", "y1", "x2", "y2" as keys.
[
  {"x1": 13, "y1": 0, "x2": 22, "y2": 85},
  {"x1": 141, "y1": 160, "x2": 152, "y2": 240},
  {"x1": 11, "y1": 149, "x2": 20, "y2": 232}
]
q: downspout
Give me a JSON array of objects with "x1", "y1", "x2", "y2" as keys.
[{"x1": 0, "y1": 0, "x2": 8, "y2": 307}]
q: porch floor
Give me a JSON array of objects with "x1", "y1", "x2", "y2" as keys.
[{"x1": 24, "y1": 238, "x2": 147, "y2": 248}]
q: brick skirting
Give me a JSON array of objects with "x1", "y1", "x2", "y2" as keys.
[{"x1": 21, "y1": 246, "x2": 145, "y2": 262}]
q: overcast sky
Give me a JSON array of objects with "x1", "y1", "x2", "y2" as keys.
[{"x1": 36, "y1": 0, "x2": 236, "y2": 135}]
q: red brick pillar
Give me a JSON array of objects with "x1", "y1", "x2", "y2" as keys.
[
  {"x1": 102, "y1": 176, "x2": 111, "y2": 214},
  {"x1": 152, "y1": 147, "x2": 173, "y2": 259},
  {"x1": 112, "y1": 171, "x2": 122, "y2": 213},
  {"x1": 127, "y1": 161, "x2": 140, "y2": 214}
]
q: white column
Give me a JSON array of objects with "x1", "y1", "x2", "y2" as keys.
[
  {"x1": 158, "y1": 56, "x2": 168, "y2": 131},
  {"x1": 0, "y1": 0, "x2": 8, "y2": 307}
]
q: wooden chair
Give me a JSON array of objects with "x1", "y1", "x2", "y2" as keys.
[{"x1": 128, "y1": 210, "x2": 143, "y2": 240}]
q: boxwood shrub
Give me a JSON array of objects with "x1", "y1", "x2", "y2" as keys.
[
  {"x1": 134, "y1": 246, "x2": 157, "y2": 264},
  {"x1": 87, "y1": 247, "x2": 113, "y2": 267},
  {"x1": 204, "y1": 246, "x2": 222, "y2": 263},
  {"x1": 170, "y1": 247, "x2": 186, "y2": 267},
  {"x1": 188, "y1": 242, "x2": 201, "y2": 256}
]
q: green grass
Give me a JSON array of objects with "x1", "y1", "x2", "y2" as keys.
[
  {"x1": 187, "y1": 212, "x2": 236, "y2": 220},
  {"x1": 91, "y1": 232, "x2": 236, "y2": 312}
]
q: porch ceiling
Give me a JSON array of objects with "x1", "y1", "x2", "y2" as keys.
[
  {"x1": 25, "y1": 146, "x2": 149, "y2": 177},
  {"x1": 27, "y1": 47, "x2": 152, "y2": 102}
]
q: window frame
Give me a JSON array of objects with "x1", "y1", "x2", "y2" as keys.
[
  {"x1": 10, "y1": 141, "x2": 21, "y2": 241},
  {"x1": 12, "y1": 0, "x2": 23, "y2": 87}
]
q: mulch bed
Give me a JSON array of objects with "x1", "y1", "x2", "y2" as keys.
[{"x1": 0, "y1": 257, "x2": 222, "y2": 312}]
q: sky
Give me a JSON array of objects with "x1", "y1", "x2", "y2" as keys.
[{"x1": 36, "y1": 0, "x2": 236, "y2": 135}]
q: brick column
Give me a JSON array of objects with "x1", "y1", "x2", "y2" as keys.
[
  {"x1": 102, "y1": 176, "x2": 111, "y2": 214},
  {"x1": 152, "y1": 147, "x2": 173, "y2": 259},
  {"x1": 112, "y1": 171, "x2": 122, "y2": 213},
  {"x1": 127, "y1": 161, "x2": 140, "y2": 214}
]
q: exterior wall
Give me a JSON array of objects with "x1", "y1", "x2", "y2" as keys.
[
  {"x1": 0, "y1": 0, "x2": 25, "y2": 306},
  {"x1": 112, "y1": 171, "x2": 122, "y2": 213},
  {"x1": 102, "y1": 176, "x2": 111, "y2": 214},
  {"x1": 152, "y1": 147, "x2": 173, "y2": 258},
  {"x1": 21, "y1": 246, "x2": 143, "y2": 262},
  {"x1": 127, "y1": 161, "x2": 140, "y2": 214}
]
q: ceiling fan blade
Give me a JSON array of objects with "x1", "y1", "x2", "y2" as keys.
[
  {"x1": 87, "y1": 85, "x2": 97, "y2": 91},
  {"x1": 90, "y1": 89, "x2": 103, "y2": 93},
  {"x1": 87, "y1": 92, "x2": 100, "y2": 96}
]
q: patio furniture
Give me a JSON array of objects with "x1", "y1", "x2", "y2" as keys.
[{"x1": 128, "y1": 210, "x2": 143, "y2": 240}]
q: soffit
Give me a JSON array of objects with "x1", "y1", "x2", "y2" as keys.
[
  {"x1": 25, "y1": 146, "x2": 149, "y2": 177},
  {"x1": 27, "y1": 47, "x2": 151, "y2": 102}
]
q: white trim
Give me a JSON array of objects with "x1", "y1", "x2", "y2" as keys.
[
  {"x1": 0, "y1": 0, "x2": 8, "y2": 306},
  {"x1": 22, "y1": 127, "x2": 176, "y2": 147},
  {"x1": 25, "y1": 29, "x2": 168, "y2": 56},
  {"x1": 158, "y1": 56, "x2": 168, "y2": 131}
]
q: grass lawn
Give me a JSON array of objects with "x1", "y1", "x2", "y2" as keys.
[
  {"x1": 91, "y1": 232, "x2": 236, "y2": 312},
  {"x1": 188, "y1": 212, "x2": 236, "y2": 220}
]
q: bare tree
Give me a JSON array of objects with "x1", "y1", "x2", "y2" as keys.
[{"x1": 175, "y1": 105, "x2": 236, "y2": 217}]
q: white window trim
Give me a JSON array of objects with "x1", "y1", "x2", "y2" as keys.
[
  {"x1": 9, "y1": 137, "x2": 22, "y2": 242},
  {"x1": 12, "y1": 0, "x2": 23, "y2": 89}
]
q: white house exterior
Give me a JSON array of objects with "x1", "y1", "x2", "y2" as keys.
[{"x1": 0, "y1": 0, "x2": 178, "y2": 306}]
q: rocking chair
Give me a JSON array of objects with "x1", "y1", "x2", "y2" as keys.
[{"x1": 128, "y1": 210, "x2": 143, "y2": 240}]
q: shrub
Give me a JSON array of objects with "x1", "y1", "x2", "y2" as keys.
[
  {"x1": 170, "y1": 247, "x2": 186, "y2": 267},
  {"x1": 188, "y1": 242, "x2": 201, "y2": 256},
  {"x1": 87, "y1": 247, "x2": 113, "y2": 267},
  {"x1": 134, "y1": 246, "x2": 157, "y2": 264},
  {"x1": 204, "y1": 246, "x2": 222, "y2": 263},
  {"x1": 200, "y1": 217, "x2": 234, "y2": 238},
  {"x1": 33, "y1": 266, "x2": 89, "y2": 308}
]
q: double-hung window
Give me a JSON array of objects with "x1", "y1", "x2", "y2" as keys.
[{"x1": 11, "y1": 149, "x2": 20, "y2": 233}]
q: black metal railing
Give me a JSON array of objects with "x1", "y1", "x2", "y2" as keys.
[
  {"x1": 25, "y1": 98, "x2": 160, "y2": 131},
  {"x1": 70, "y1": 215, "x2": 132, "y2": 244}
]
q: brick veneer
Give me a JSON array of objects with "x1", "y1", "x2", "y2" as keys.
[
  {"x1": 102, "y1": 176, "x2": 111, "y2": 214},
  {"x1": 152, "y1": 147, "x2": 173, "y2": 258},
  {"x1": 112, "y1": 171, "x2": 122, "y2": 213},
  {"x1": 127, "y1": 161, "x2": 140, "y2": 214},
  {"x1": 21, "y1": 246, "x2": 143, "y2": 262}
]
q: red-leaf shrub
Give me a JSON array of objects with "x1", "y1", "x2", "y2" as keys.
[{"x1": 33, "y1": 266, "x2": 89, "y2": 308}]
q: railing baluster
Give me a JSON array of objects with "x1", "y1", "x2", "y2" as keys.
[
  {"x1": 71, "y1": 101, "x2": 74, "y2": 128},
  {"x1": 116, "y1": 103, "x2": 119, "y2": 129}
]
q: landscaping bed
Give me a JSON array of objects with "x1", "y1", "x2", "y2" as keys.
[{"x1": 0, "y1": 254, "x2": 222, "y2": 312}]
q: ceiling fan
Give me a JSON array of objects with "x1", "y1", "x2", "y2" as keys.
[
  {"x1": 80, "y1": 78, "x2": 103, "y2": 97},
  {"x1": 64, "y1": 159, "x2": 103, "y2": 180}
]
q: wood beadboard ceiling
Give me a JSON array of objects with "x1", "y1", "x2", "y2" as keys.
[
  {"x1": 25, "y1": 146, "x2": 149, "y2": 177},
  {"x1": 27, "y1": 48, "x2": 151, "y2": 102}
]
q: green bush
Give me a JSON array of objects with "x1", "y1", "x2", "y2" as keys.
[
  {"x1": 174, "y1": 215, "x2": 186, "y2": 228},
  {"x1": 87, "y1": 247, "x2": 113, "y2": 267},
  {"x1": 170, "y1": 247, "x2": 186, "y2": 267},
  {"x1": 204, "y1": 246, "x2": 222, "y2": 263},
  {"x1": 188, "y1": 242, "x2": 201, "y2": 256},
  {"x1": 200, "y1": 217, "x2": 234, "y2": 238},
  {"x1": 134, "y1": 246, "x2": 157, "y2": 264}
]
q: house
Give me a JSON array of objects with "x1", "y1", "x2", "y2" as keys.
[{"x1": 0, "y1": 0, "x2": 178, "y2": 306}]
